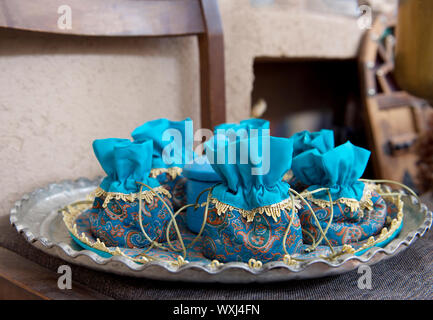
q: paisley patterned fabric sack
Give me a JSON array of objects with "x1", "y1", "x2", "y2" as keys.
[
  {"x1": 131, "y1": 118, "x2": 193, "y2": 211},
  {"x1": 89, "y1": 138, "x2": 174, "y2": 249},
  {"x1": 202, "y1": 135, "x2": 303, "y2": 263},
  {"x1": 285, "y1": 129, "x2": 335, "y2": 191},
  {"x1": 292, "y1": 141, "x2": 387, "y2": 246}
]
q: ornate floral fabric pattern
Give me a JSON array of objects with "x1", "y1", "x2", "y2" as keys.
[
  {"x1": 202, "y1": 135, "x2": 304, "y2": 263},
  {"x1": 67, "y1": 190, "x2": 403, "y2": 265},
  {"x1": 291, "y1": 141, "x2": 388, "y2": 245},
  {"x1": 89, "y1": 193, "x2": 174, "y2": 248},
  {"x1": 299, "y1": 189, "x2": 387, "y2": 246},
  {"x1": 202, "y1": 202, "x2": 303, "y2": 262},
  {"x1": 88, "y1": 137, "x2": 176, "y2": 249},
  {"x1": 154, "y1": 171, "x2": 187, "y2": 211}
]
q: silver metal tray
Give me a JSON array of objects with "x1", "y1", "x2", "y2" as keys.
[{"x1": 10, "y1": 177, "x2": 432, "y2": 283}]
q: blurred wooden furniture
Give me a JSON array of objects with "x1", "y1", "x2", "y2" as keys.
[
  {"x1": 0, "y1": 248, "x2": 111, "y2": 299},
  {"x1": 359, "y1": 14, "x2": 433, "y2": 187},
  {"x1": 0, "y1": 0, "x2": 226, "y2": 129},
  {"x1": 395, "y1": 0, "x2": 433, "y2": 104}
]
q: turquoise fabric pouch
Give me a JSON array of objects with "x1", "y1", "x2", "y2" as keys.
[
  {"x1": 89, "y1": 138, "x2": 174, "y2": 249},
  {"x1": 285, "y1": 129, "x2": 335, "y2": 191},
  {"x1": 131, "y1": 118, "x2": 194, "y2": 210},
  {"x1": 202, "y1": 135, "x2": 303, "y2": 262},
  {"x1": 292, "y1": 141, "x2": 387, "y2": 246},
  {"x1": 183, "y1": 156, "x2": 222, "y2": 234}
]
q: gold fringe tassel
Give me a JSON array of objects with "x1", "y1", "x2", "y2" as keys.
[
  {"x1": 210, "y1": 197, "x2": 301, "y2": 223},
  {"x1": 93, "y1": 186, "x2": 171, "y2": 208},
  {"x1": 302, "y1": 183, "x2": 376, "y2": 214},
  {"x1": 150, "y1": 167, "x2": 183, "y2": 180}
]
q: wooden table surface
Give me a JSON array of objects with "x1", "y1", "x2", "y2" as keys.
[{"x1": 0, "y1": 247, "x2": 111, "y2": 300}]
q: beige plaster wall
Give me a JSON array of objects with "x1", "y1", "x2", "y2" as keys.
[
  {"x1": 0, "y1": 30, "x2": 200, "y2": 216},
  {"x1": 0, "y1": 0, "x2": 363, "y2": 217}
]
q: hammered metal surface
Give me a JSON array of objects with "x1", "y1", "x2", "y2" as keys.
[{"x1": 9, "y1": 178, "x2": 432, "y2": 283}]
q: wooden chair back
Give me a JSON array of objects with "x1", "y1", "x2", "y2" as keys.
[{"x1": 0, "y1": 0, "x2": 226, "y2": 129}]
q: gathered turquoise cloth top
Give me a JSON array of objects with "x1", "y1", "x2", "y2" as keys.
[
  {"x1": 131, "y1": 118, "x2": 193, "y2": 168},
  {"x1": 291, "y1": 129, "x2": 334, "y2": 158},
  {"x1": 93, "y1": 138, "x2": 159, "y2": 194},
  {"x1": 291, "y1": 141, "x2": 371, "y2": 201},
  {"x1": 214, "y1": 118, "x2": 269, "y2": 133},
  {"x1": 205, "y1": 135, "x2": 293, "y2": 210},
  {"x1": 212, "y1": 119, "x2": 270, "y2": 158}
]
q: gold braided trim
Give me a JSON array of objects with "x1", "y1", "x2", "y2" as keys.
[
  {"x1": 358, "y1": 193, "x2": 404, "y2": 251},
  {"x1": 150, "y1": 167, "x2": 183, "y2": 180},
  {"x1": 283, "y1": 254, "x2": 299, "y2": 266},
  {"x1": 209, "y1": 259, "x2": 224, "y2": 269},
  {"x1": 61, "y1": 203, "x2": 146, "y2": 262},
  {"x1": 61, "y1": 202, "x2": 188, "y2": 266},
  {"x1": 330, "y1": 192, "x2": 404, "y2": 259},
  {"x1": 170, "y1": 256, "x2": 188, "y2": 267},
  {"x1": 61, "y1": 183, "x2": 405, "y2": 266},
  {"x1": 301, "y1": 183, "x2": 376, "y2": 214},
  {"x1": 93, "y1": 186, "x2": 171, "y2": 208},
  {"x1": 210, "y1": 197, "x2": 301, "y2": 223},
  {"x1": 248, "y1": 258, "x2": 263, "y2": 269}
]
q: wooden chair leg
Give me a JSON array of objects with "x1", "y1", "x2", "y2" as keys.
[{"x1": 198, "y1": 0, "x2": 226, "y2": 130}]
